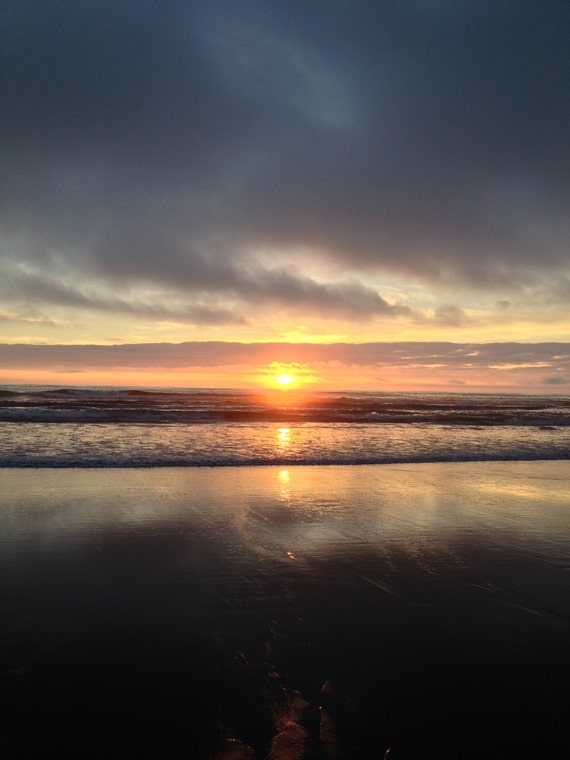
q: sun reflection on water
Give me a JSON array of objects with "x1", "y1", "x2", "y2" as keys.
[{"x1": 276, "y1": 427, "x2": 291, "y2": 450}]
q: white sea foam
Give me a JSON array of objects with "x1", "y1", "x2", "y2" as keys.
[{"x1": 0, "y1": 419, "x2": 569, "y2": 467}]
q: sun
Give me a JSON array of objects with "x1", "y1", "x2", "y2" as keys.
[{"x1": 255, "y1": 362, "x2": 317, "y2": 390}]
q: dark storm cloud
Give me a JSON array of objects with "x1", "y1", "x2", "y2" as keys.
[{"x1": 1, "y1": 0, "x2": 569, "y2": 319}]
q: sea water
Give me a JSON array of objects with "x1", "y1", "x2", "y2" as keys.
[{"x1": 1, "y1": 386, "x2": 569, "y2": 466}]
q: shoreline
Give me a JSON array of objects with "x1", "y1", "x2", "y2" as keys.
[
  {"x1": 1, "y1": 453, "x2": 570, "y2": 468},
  {"x1": 2, "y1": 461, "x2": 569, "y2": 757}
]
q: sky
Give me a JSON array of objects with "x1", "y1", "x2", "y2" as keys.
[{"x1": 1, "y1": 1, "x2": 569, "y2": 391}]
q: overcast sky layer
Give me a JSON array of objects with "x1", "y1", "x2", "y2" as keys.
[
  {"x1": 2, "y1": 340, "x2": 568, "y2": 392},
  {"x1": 1, "y1": 1, "x2": 569, "y2": 388}
]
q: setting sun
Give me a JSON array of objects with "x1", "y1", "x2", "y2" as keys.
[{"x1": 254, "y1": 361, "x2": 317, "y2": 390}]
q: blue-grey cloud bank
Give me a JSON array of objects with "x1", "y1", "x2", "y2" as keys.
[{"x1": 1, "y1": 0, "x2": 569, "y2": 337}]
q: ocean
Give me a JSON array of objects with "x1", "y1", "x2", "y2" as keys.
[
  {"x1": 1, "y1": 386, "x2": 569, "y2": 758},
  {"x1": 1, "y1": 385, "x2": 569, "y2": 466}
]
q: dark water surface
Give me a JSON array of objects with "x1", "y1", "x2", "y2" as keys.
[
  {"x1": 2, "y1": 387, "x2": 570, "y2": 467},
  {"x1": 1, "y1": 463, "x2": 569, "y2": 758}
]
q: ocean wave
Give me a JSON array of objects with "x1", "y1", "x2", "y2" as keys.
[
  {"x1": 1, "y1": 417, "x2": 569, "y2": 467},
  {"x1": 1, "y1": 452, "x2": 568, "y2": 468},
  {"x1": 1, "y1": 386, "x2": 569, "y2": 426}
]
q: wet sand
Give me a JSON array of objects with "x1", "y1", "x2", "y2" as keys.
[{"x1": 1, "y1": 463, "x2": 569, "y2": 758}]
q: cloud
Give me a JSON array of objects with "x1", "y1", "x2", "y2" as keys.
[
  {"x1": 0, "y1": 310, "x2": 55, "y2": 325},
  {"x1": 2, "y1": 341, "x2": 568, "y2": 374},
  {"x1": 1, "y1": 257, "x2": 410, "y2": 324},
  {"x1": 543, "y1": 375, "x2": 568, "y2": 385},
  {"x1": 1, "y1": 0, "x2": 570, "y2": 333},
  {"x1": 433, "y1": 304, "x2": 467, "y2": 327}
]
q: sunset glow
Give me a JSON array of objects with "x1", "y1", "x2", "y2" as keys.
[
  {"x1": 0, "y1": 343, "x2": 568, "y2": 393},
  {"x1": 253, "y1": 362, "x2": 319, "y2": 390},
  {"x1": 1, "y1": 3, "x2": 569, "y2": 392}
]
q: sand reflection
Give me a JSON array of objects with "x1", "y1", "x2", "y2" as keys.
[
  {"x1": 2, "y1": 462, "x2": 569, "y2": 565},
  {"x1": 1, "y1": 463, "x2": 569, "y2": 758},
  {"x1": 278, "y1": 469, "x2": 291, "y2": 504}
]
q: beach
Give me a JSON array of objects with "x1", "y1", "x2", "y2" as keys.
[
  {"x1": 1, "y1": 462, "x2": 569, "y2": 758},
  {"x1": 4, "y1": 0, "x2": 570, "y2": 754}
]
